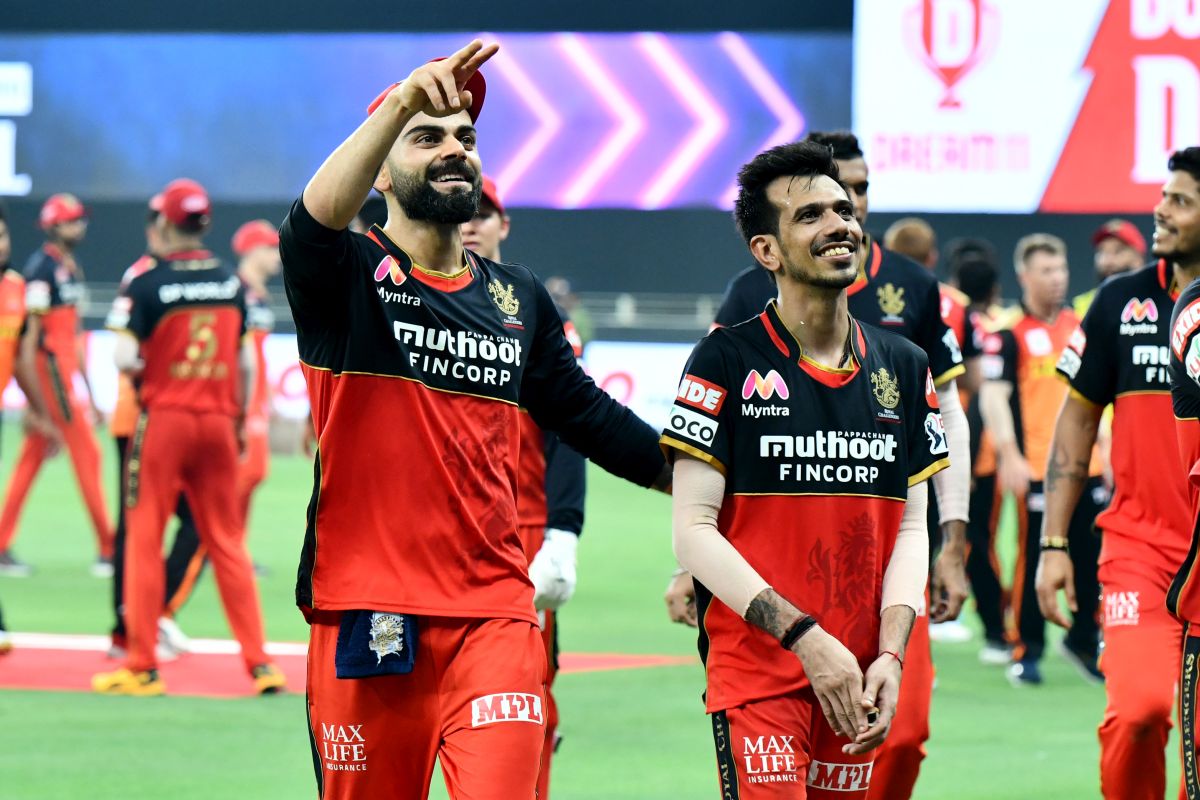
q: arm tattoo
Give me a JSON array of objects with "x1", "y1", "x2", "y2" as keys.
[
  {"x1": 1044, "y1": 442, "x2": 1089, "y2": 494},
  {"x1": 745, "y1": 588, "x2": 799, "y2": 640}
]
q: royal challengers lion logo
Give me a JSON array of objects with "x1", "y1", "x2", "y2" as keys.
[
  {"x1": 488, "y1": 279, "x2": 520, "y2": 316},
  {"x1": 877, "y1": 283, "x2": 906, "y2": 320},
  {"x1": 871, "y1": 368, "x2": 901, "y2": 410}
]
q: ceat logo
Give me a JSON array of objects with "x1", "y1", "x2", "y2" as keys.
[
  {"x1": 373, "y1": 255, "x2": 406, "y2": 286},
  {"x1": 742, "y1": 369, "x2": 790, "y2": 401},
  {"x1": 470, "y1": 693, "x2": 544, "y2": 727},
  {"x1": 1121, "y1": 297, "x2": 1159, "y2": 323},
  {"x1": 905, "y1": 0, "x2": 999, "y2": 108},
  {"x1": 677, "y1": 374, "x2": 726, "y2": 414}
]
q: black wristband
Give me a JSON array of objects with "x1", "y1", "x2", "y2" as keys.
[{"x1": 780, "y1": 615, "x2": 818, "y2": 651}]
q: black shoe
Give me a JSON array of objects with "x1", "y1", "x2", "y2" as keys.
[
  {"x1": 1058, "y1": 638, "x2": 1104, "y2": 684},
  {"x1": 1007, "y1": 658, "x2": 1043, "y2": 686}
]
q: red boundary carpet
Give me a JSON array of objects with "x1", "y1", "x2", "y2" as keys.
[{"x1": 0, "y1": 633, "x2": 696, "y2": 698}]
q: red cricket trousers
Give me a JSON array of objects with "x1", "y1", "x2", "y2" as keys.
[
  {"x1": 122, "y1": 408, "x2": 268, "y2": 674},
  {"x1": 0, "y1": 353, "x2": 112, "y2": 557},
  {"x1": 306, "y1": 611, "x2": 546, "y2": 799},
  {"x1": 236, "y1": 415, "x2": 269, "y2": 532}
]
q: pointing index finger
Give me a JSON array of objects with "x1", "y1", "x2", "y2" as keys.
[
  {"x1": 458, "y1": 42, "x2": 500, "y2": 77},
  {"x1": 446, "y1": 39, "x2": 485, "y2": 68}
]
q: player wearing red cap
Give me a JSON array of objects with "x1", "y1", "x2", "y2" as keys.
[
  {"x1": 460, "y1": 176, "x2": 588, "y2": 799},
  {"x1": 106, "y1": 196, "x2": 202, "y2": 659},
  {"x1": 1039, "y1": 148, "x2": 1200, "y2": 799},
  {"x1": 285, "y1": 42, "x2": 668, "y2": 799},
  {"x1": 1074, "y1": 219, "x2": 1148, "y2": 318},
  {"x1": 231, "y1": 220, "x2": 281, "y2": 540},
  {"x1": 0, "y1": 193, "x2": 113, "y2": 576},
  {"x1": 92, "y1": 178, "x2": 284, "y2": 697}
]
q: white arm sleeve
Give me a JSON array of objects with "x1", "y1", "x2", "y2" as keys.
[
  {"x1": 672, "y1": 455, "x2": 770, "y2": 618},
  {"x1": 881, "y1": 482, "x2": 930, "y2": 613},
  {"x1": 112, "y1": 332, "x2": 142, "y2": 374},
  {"x1": 932, "y1": 380, "x2": 970, "y2": 525}
]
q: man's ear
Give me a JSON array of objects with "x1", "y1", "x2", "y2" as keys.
[
  {"x1": 373, "y1": 162, "x2": 393, "y2": 194},
  {"x1": 750, "y1": 234, "x2": 783, "y2": 280}
]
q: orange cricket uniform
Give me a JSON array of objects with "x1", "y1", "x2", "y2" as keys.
[
  {"x1": 0, "y1": 268, "x2": 26, "y2": 389},
  {"x1": 113, "y1": 249, "x2": 269, "y2": 680},
  {"x1": 0, "y1": 245, "x2": 111, "y2": 559}
]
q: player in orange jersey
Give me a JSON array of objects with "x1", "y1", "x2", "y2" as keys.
[
  {"x1": 0, "y1": 194, "x2": 112, "y2": 577},
  {"x1": 231, "y1": 220, "x2": 281, "y2": 547},
  {"x1": 980, "y1": 234, "x2": 1104, "y2": 686},
  {"x1": 92, "y1": 179, "x2": 283, "y2": 697}
]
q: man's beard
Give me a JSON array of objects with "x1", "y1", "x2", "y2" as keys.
[{"x1": 391, "y1": 163, "x2": 481, "y2": 225}]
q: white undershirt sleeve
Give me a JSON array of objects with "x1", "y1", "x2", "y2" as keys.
[
  {"x1": 881, "y1": 482, "x2": 930, "y2": 613},
  {"x1": 671, "y1": 455, "x2": 770, "y2": 618},
  {"x1": 932, "y1": 380, "x2": 970, "y2": 525}
]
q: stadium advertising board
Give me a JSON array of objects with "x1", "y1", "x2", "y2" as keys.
[
  {"x1": 0, "y1": 33, "x2": 848, "y2": 209},
  {"x1": 854, "y1": 0, "x2": 1200, "y2": 212}
]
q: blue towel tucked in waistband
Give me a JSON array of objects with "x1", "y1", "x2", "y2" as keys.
[{"x1": 335, "y1": 610, "x2": 417, "y2": 679}]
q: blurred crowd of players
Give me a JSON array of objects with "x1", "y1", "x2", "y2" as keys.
[{"x1": 0, "y1": 40, "x2": 1197, "y2": 800}]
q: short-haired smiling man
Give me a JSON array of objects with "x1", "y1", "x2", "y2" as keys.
[{"x1": 665, "y1": 141, "x2": 947, "y2": 798}]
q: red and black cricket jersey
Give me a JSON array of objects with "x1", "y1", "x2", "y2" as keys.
[
  {"x1": 23, "y1": 243, "x2": 86, "y2": 365},
  {"x1": 279, "y1": 198, "x2": 662, "y2": 625},
  {"x1": 939, "y1": 284, "x2": 981, "y2": 362},
  {"x1": 243, "y1": 283, "x2": 275, "y2": 421},
  {"x1": 1167, "y1": 277, "x2": 1200, "y2": 622},
  {"x1": 1058, "y1": 260, "x2": 1189, "y2": 575},
  {"x1": 516, "y1": 309, "x2": 587, "y2": 539},
  {"x1": 982, "y1": 307, "x2": 1102, "y2": 483},
  {"x1": 713, "y1": 240, "x2": 965, "y2": 386},
  {"x1": 110, "y1": 250, "x2": 247, "y2": 418},
  {"x1": 661, "y1": 301, "x2": 948, "y2": 712}
]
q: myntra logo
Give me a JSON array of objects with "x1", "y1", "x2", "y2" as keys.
[
  {"x1": 1121, "y1": 298, "x2": 1158, "y2": 323},
  {"x1": 742, "y1": 370, "x2": 789, "y2": 401},
  {"x1": 374, "y1": 255, "x2": 406, "y2": 286}
]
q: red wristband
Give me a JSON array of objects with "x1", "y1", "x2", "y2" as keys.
[{"x1": 880, "y1": 650, "x2": 903, "y2": 668}]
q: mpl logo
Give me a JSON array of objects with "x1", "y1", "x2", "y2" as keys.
[
  {"x1": 904, "y1": 0, "x2": 999, "y2": 108},
  {"x1": 808, "y1": 760, "x2": 874, "y2": 792},
  {"x1": 471, "y1": 693, "x2": 544, "y2": 727},
  {"x1": 374, "y1": 255, "x2": 406, "y2": 286},
  {"x1": 1121, "y1": 297, "x2": 1159, "y2": 323},
  {"x1": 742, "y1": 369, "x2": 789, "y2": 401}
]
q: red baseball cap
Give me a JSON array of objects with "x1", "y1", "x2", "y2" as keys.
[
  {"x1": 232, "y1": 219, "x2": 280, "y2": 256},
  {"x1": 480, "y1": 175, "x2": 504, "y2": 216},
  {"x1": 39, "y1": 193, "x2": 87, "y2": 230},
  {"x1": 366, "y1": 58, "x2": 487, "y2": 123},
  {"x1": 153, "y1": 179, "x2": 211, "y2": 226},
  {"x1": 1092, "y1": 219, "x2": 1147, "y2": 256}
]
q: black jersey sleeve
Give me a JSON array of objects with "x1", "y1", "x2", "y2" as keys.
[
  {"x1": 904, "y1": 349, "x2": 950, "y2": 485},
  {"x1": 279, "y1": 196, "x2": 355, "y2": 330},
  {"x1": 960, "y1": 308, "x2": 982, "y2": 360},
  {"x1": 522, "y1": 280, "x2": 665, "y2": 488},
  {"x1": 982, "y1": 328, "x2": 1019, "y2": 385},
  {"x1": 659, "y1": 332, "x2": 737, "y2": 475},
  {"x1": 1057, "y1": 288, "x2": 1117, "y2": 405},
  {"x1": 543, "y1": 434, "x2": 586, "y2": 535},
  {"x1": 122, "y1": 274, "x2": 159, "y2": 341},
  {"x1": 1170, "y1": 280, "x2": 1200, "y2": 420},
  {"x1": 917, "y1": 278, "x2": 965, "y2": 385},
  {"x1": 713, "y1": 266, "x2": 773, "y2": 328}
]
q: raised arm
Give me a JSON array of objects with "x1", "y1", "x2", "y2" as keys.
[{"x1": 302, "y1": 41, "x2": 497, "y2": 230}]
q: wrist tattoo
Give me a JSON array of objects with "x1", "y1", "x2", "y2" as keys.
[{"x1": 745, "y1": 588, "x2": 795, "y2": 640}]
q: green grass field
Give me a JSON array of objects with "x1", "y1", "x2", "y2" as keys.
[{"x1": 0, "y1": 430, "x2": 1180, "y2": 799}]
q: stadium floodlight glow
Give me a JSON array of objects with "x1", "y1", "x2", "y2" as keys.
[
  {"x1": 635, "y1": 33, "x2": 728, "y2": 210},
  {"x1": 486, "y1": 36, "x2": 563, "y2": 199},
  {"x1": 717, "y1": 31, "x2": 806, "y2": 208},
  {"x1": 555, "y1": 33, "x2": 646, "y2": 209}
]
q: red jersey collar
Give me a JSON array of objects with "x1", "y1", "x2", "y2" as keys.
[
  {"x1": 161, "y1": 249, "x2": 212, "y2": 260},
  {"x1": 1159, "y1": 259, "x2": 1181, "y2": 300},
  {"x1": 367, "y1": 225, "x2": 476, "y2": 293},
  {"x1": 846, "y1": 239, "x2": 883, "y2": 298},
  {"x1": 759, "y1": 300, "x2": 865, "y2": 387},
  {"x1": 42, "y1": 242, "x2": 67, "y2": 264}
]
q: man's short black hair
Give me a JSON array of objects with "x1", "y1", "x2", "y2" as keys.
[
  {"x1": 943, "y1": 237, "x2": 997, "y2": 269},
  {"x1": 1169, "y1": 147, "x2": 1200, "y2": 184},
  {"x1": 804, "y1": 131, "x2": 864, "y2": 162},
  {"x1": 733, "y1": 141, "x2": 843, "y2": 247},
  {"x1": 954, "y1": 258, "x2": 999, "y2": 307}
]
